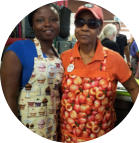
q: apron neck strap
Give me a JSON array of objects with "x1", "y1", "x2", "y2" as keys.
[
  {"x1": 34, "y1": 37, "x2": 44, "y2": 58},
  {"x1": 100, "y1": 49, "x2": 107, "y2": 71}
]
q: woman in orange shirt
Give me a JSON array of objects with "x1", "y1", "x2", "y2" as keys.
[{"x1": 60, "y1": 4, "x2": 139, "y2": 142}]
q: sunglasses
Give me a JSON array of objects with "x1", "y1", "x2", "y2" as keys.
[{"x1": 75, "y1": 18, "x2": 102, "y2": 29}]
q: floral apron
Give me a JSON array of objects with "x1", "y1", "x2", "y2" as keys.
[
  {"x1": 18, "y1": 38, "x2": 64, "y2": 141},
  {"x1": 60, "y1": 50, "x2": 117, "y2": 142}
]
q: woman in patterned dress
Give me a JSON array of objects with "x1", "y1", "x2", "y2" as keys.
[{"x1": 1, "y1": 4, "x2": 63, "y2": 141}]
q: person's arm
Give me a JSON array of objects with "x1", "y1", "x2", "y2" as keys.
[
  {"x1": 134, "y1": 41, "x2": 139, "y2": 58},
  {"x1": 136, "y1": 52, "x2": 139, "y2": 58},
  {"x1": 124, "y1": 44, "x2": 131, "y2": 67},
  {"x1": 122, "y1": 75, "x2": 139, "y2": 103},
  {"x1": 135, "y1": 62, "x2": 139, "y2": 78},
  {"x1": 114, "y1": 50, "x2": 139, "y2": 103},
  {"x1": 1, "y1": 51, "x2": 22, "y2": 118}
]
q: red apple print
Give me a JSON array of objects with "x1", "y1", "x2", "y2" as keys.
[
  {"x1": 99, "y1": 79, "x2": 108, "y2": 89},
  {"x1": 94, "y1": 87, "x2": 99, "y2": 92},
  {"x1": 65, "y1": 103, "x2": 73, "y2": 111},
  {"x1": 67, "y1": 98, "x2": 73, "y2": 104},
  {"x1": 106, "y1": 128, "x2": 111, "y2": 133},
  {"x1": 92, "y1": 110, "x2": 98, "y2": 115},
  {"x1": 86, "y1": 97, "x2": 93, "y2": 105},
  {"x1": 70, "y1": 110, "x2": 77, "y2": 119},
  {"x1": 97, "y1": 130, "x2": 105, "y2": 137},
  {"x1": 91, "y1": 121, "x2": 95, "y2": 125},
  {"x1": 72, "y1": 127, "x2": 76, "y2": 135},
  {"x1": 89, "y1": 88, "x2": 96, "y2": 95},
  {"x1": 72, "y1": 136, "x2": 77, "y2": 143},
  {"x1": 90, "y1": 133, "x2": 96, "y2": 139},
  {"x1": 102, "y1": 122, "x2": 108, "y2": 130},
  {"x1": 68, "y1": 92, "x2": 75, "y2": 101},
  {"x1": 78, "y1": 112, "x2": 87, "y2": 118},
  {"x1": 86, "y1": 122, "x2": 93, "y2": 128},
  {"x1": 79, "y1": 123, "x2": 85, "y2": 130},
  {"x1": 62, "y1": 93, "x2": 68, "y2": 99},
  {"x1": 88, "y1": 115, "x2": 95, "y2": 122},
  {"x1": 74, "y1": 104, "x2": 80, "y2": 113},
  {"x1": 64, "y1": 111, "x2": 69, "y2": 119},
  {"x1": 86, "y1": 128, "x2": 91, "y2": 134},
  {"x1": 95, "y1": 113, "x2": 103, "y2": 122},
  {"x1": 86, "y1": 109, "x2": 91, "y2": 115},
  {"x1": 83, "y1": 77, "x2": 91, "y2": 83},
  {"x1": 65, "y1": 89, "x2": 69, "y2": 93},
  {"x1": 90, "y1": 95, "x2": 95, "y2": 101},
  {"x1": 96, "y1": 91, "x2": 105, "y2": 100},
  {"x1": 65, "y1": 136, "x2": 71, "y2": 142},
  {"x1": 60, "y1": 106, "x2": 65, "y2": 113},
  {"x1": 91, "y1": 124, "x2": 100, "y2": 133},
  {"x1": 63, "y1": 120, "x2": 67, "y2": 125},
  {"x1": 83, "y1": 83, "x2": 91, "y2": 90},
  {"x1": 79, "y1": 94, "x2": 86, "y2": 104},
  {"x1": 67, "y1": 117, "x2": 75, "y2": 125},
  {"x1": 107, "y1": 90, "x2": 112, "y2": 96},
  {"x1": 91, "y1": 81, "x2": 99, "y2": 87},
  {"x1": 94, "y1": 100, "x2": 101, "y2": 108},
  {"x1": 96, "y1": 77, "x2": 102, "y2": 80},
  {"x1": 107, "y1": 120, "x2": 112, "y2": 127},
  {"x1": 73, "y1": 76, "x2": 82, "y2": 85},
  {"x1": 61, "y1": 124, "x2": 66, "y2": 129},
  {"x1": 98, "y1": 86, "x2": 103, "y2": 91},
  {"x1": 107, "y1": 82, "x2": 112, "y2": 90},
  {"x1": 98, "y1": 105, "x2": 105, "y2": 113},
  {"x1": 108, "y1": 101, "x2": 113, "y2": 108},
  {"x1": 80, "y1": 104, "x2": 90, "y2": 113},
  {"x1": 69, "y1": 75, "x2": 76, "y2": 78},
  {"x1": 101, "y1": 97, "x2": 108, "y2": 105},
  {"x1": 82, "y1": 131, "x2": 89, "y2": 138},
  {"x1": 75, "y1": 127, "x2": 82, "y2": 137},
  {"x1": 61, "y1": 99, "x2": 68, "y2": 106},
  {"x1": 75, "y1": 95, "x2": 79, "y2": 104},
  {"x1": 66, "y1": 124, "x2": 72, "y2": 133},
  {"x1": 105, "y1": 112, "x2": 111, "y2": 120},
  {"x1": 70, "y1": 84, "x2": 79, "y2": 92},
  {"x1": 67, "y1": 78, "x2": 73, "y2": 86},
  {"x1": 79, "y1": 117, "x2": 87, "y2": 124},
  {"x1": 75, "y1": 89, "x2": 80, "y2": 95},
  {"x1": 83, "y1": 89, "x2": 89, "y2": 96},
  {"x1": 102, "y1": 116, "x2": 106, "y2": 123}
]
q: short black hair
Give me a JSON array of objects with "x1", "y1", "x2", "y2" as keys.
[{"x1": 28, "y1": 3, "x2": 60, "y2": 27}]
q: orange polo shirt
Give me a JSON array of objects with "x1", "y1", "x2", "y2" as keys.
[{"x1": 60, "y1": 40, "x2": 131, "y2": 83}]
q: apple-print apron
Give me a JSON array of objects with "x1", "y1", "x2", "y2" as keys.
[
  {"x1": 18, "y1": 38, "x2": 64, "y2": 141},
  {"x1": 60, "y1": 50, "x2": 117, "y2": 142}
]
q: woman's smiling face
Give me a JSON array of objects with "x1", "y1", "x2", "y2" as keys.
[{"x1": 32, "y1": 5, "x2": 60, "y2": 41}]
